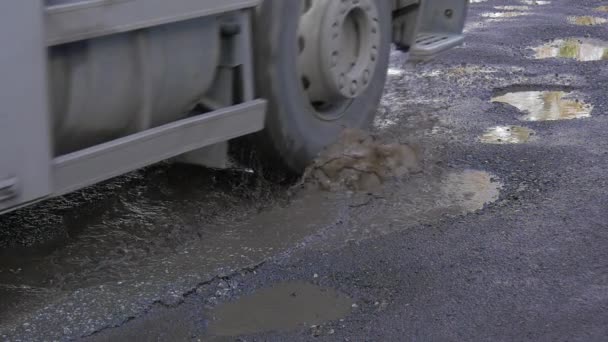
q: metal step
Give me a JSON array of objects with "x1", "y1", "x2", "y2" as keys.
[{"x1": 410, "y1": 33, "x2": 464, "y2": 61}]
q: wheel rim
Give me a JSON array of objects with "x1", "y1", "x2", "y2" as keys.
[{"x1": 297, "y1": 0, "x2": 381, "y2": 120}]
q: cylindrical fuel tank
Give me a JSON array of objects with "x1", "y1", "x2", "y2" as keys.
[{"x1": 49, "y1": 16, "x2": 220, "y2": 155}]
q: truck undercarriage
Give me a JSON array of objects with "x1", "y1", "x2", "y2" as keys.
[{"x1": 0, "y1": 0, "x2": 467, "y2": 214}]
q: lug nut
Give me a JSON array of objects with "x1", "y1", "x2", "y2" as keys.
[
  {"x1": 363, "y1": 69, "x2": 370, "y2": 84},
  {"x1": 339, "y1": 75, "x2": 346, "y2": 89},
  {"x1": 331, "y1": 52, "x2": 339, "y2": 67},
  {"x1": 350, "y1": 80, "x2": 358, "y2": 95}
]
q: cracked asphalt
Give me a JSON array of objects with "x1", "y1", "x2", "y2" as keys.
[{"x1": 2, "y1": 0, "x2": 608, "y2": 340}]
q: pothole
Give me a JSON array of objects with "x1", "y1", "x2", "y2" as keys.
[
  {"x1": 304, "y1": 169, "x2": 503, "y2": 250},
  {"x1": 302, "y1": 129, "x2": 421, "y2": 192},
  {"x1": 481, "y1": 12, "x2": 529, "y2": 19},
  {"x1": 567, "y1": 16, "x2": 608, "y2": 26},
  {"x1": 440, "y1": 170, "x2": 502, "y2": 214},
  {"x1": 494, "y1": 6, "x2": 530, "y2": 11},
  {"x1": 423, "y1": 65, "x2": 502, "y2": 77},
  {"x1": 387, "y1": 67, "x2": 405, "y2": 77},
  {"x1": 207, "y1": 282, "x2": 353, "y2": 337},
  {"x1": 533, "y1": 38, "x2": 608, "y2": 61},
  {"x1": 520, "y1": 0, "x2": 550, "y2": 4},
  {"x1": 595, "y1": 6, "x2": 608, "y2": 13},
  {"x1": 492, "y1": 90, "x2": 593, "y2": 121},
  {"x1": 480, "y1": 126, "x2": 535, "y2": 144}
]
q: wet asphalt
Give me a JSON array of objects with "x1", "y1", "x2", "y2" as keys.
[{"x1": 2, "y1": 0, "x2": 608, "y2": 340}]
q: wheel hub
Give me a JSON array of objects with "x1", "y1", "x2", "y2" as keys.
[{"x1": 298, "y1": 0, "x2": 380, "y2": 109}]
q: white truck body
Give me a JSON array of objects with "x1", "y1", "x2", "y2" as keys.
[{"x1": 0, "y1": 0, "x2": 467, "y2": 214}]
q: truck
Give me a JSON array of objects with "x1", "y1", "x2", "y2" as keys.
[{"x1": 0, "y1": 0, "x2": 467, "y2": 214}]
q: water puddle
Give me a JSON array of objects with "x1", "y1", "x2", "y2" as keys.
[
  {"x1": 533, "y1": 38, "x2": 608, "y2": 61},
  {"x1": 207, "y1": 282, "x2": 352, "y2": 337},
  {"x1": 481, "y1": 12, "x2": 529, "y2": 18},
  {"x1": 0, "y1": 163, "x2": 349, "y2": 330},
  {"x1": 307, "y1": 169, "x2": 503, "y2": 251},
  {"x1": 492, "y1": 91, "x2": 593, "y2": 121},
  {"x1": 469, "y1": 0, "x2": 488, "y2": 3},
  {"x1": 440, "y1": 170, "x2": 502, "y2": 213},
  {"x1": 424, "y1": 66, "x2": 500, "y2": 77},
  {"x1": 387, "y1": 67, "x2": 405, "y2": 77},
  {"x1": 567, "y1": 16, "x2": 608, "y2": 26},
  {"x1": 480, "y1": 126, "x2": 535, "y2": 144},
  {"x1": 494, "y1": 6, "x2": 530, "y2": 11},
  {"x1": 422, "y1": 65, "x2": 525, "y2": 84},
  {"x1": 520, "y1": 0, "x2": 550, "y2": 5},
  {"x1": 595, "y1": 6, "x2": 608, "y2": 13}
]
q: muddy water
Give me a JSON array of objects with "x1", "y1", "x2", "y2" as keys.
[
  {"x1": 480, "y1": 126, "x2": 535, "y2": 144},
  {"x1": 303, "y1": 129, "x2": 421, "y2": 192},
  {"x1": 492, "y1": 91, "x2": 592, "y2": 121},
  {"x1": 0, "y1": 164, "x2": 504, "y2": 336},
  {"x1": 207, "y1": 282, "x2": 352, "y2": 337},
  {"x1": 306, "y1": 169, "x2": 502, "y2": 250},
  {"x1": 0, "y1": 165, "x2": 345, "y2": 326},
  {"x1": 533, "y1": 38, "x2": 608, "y2": 61},
  {"x1": 567, "y1": 16, "x2": 608, "y2": 26},
  {"x1": 440, "y1": 170, "x2": 501, "y2": 213},
  {"x1": 0, "y1": 168, "x2": 260, "y2": 285}
]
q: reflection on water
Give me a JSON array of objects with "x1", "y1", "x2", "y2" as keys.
[
  {"x1": 533, "y1": 38, "x2": 608, "y2": 61},
  {"x1": 520, "y1": 0, "x2": 551, "y2": 6},
  {"x1": 494, "y1": 6, "x2": 530, "y2": 11},
  {"x1": 387, "y1": 67, "x2": 405, "y2": 77},
  {"x1": 440, "y1": 170, "x2": 502, "y2": 213},
  {"x1": 520, "y1": 0, "x2": 550, "y2": 4},
  {"x1": 492, "y1": 91, "x2": 593, "y2": 121},
  {"x1": 480, "y1": 126, "x2": 535, "y2": 144},
  {"x1": 567, "y1": 16, "x2": 608, "y2": 26},
  {"x1": 481, "y1": 12, "x2": 529, "y2": 18},
  {"x1": 208, "y1": 282, "x2": 352, "y2": 337},
  {"x1": 292, "y1": 169, "x2": 503, "y2": 253},
  {"x1": 0, "y1": 165, "x2": 343, "y2": 326},
  {"x1": 595, "y1": 6, "x2": 608, "y2": 13}
]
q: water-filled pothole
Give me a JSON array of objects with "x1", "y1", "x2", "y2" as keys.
[
  {"x1": 520, "y1": 0, "x2": 550, "y2": 4},
  {"x1": 492, "y1": 91, "x2": 593, "y2": 121},
  {"x1": 299, "y1": 168, "x2": 503, "y2": 252},
  {"x1": 533, "y1": 38, "x2": 608, "y2": 61},
  {"x1": 480, "y1": 126, "x2": 535, "y2": 144},
  {"x1": 440, "y1": 170, "x2": 502, "y2": 213},
  {"x1": 387, "y1": 67, "x2": 405, "y2": 77},
  {"x1": 208, "y1": 282, "x2": 353, "y2": 337},
  {"x1": 567, "y1": 16, "x2": 608, "y2": 26},
  {"x1": 494, "y1": 6, "x2": 530, "y2": 11},
  {"x1": 595, "y1": 6, "x2": 608, "y2": 13},
  {"x1": 481, "y1": 12, "x2": 529, "y2": 18}
]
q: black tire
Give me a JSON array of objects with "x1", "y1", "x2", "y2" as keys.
[{"x1": 251, "y1": 0, "x2": 392, "y2": 173}]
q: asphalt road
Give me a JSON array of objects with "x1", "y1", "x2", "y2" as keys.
[{"x1": 2, "y1": 0, "x2": 608, "y2": 340}]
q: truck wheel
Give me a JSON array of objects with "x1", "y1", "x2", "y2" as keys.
[{"x1": 252, "y1": 0, "x2": 391, "y2": 173}]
